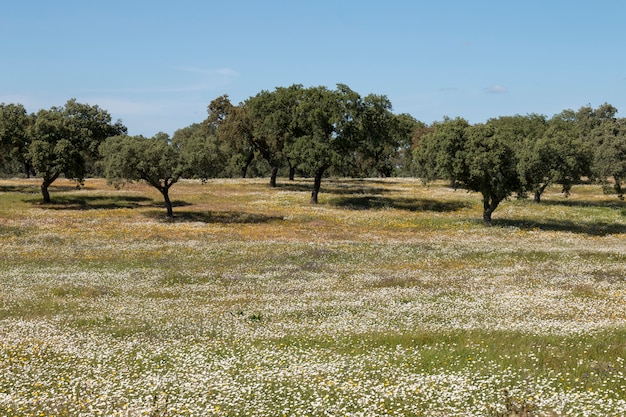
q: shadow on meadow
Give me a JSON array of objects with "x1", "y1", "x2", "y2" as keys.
[
  {"x1": 24, "y1": 194, "x2": 163, "y2": 210},
  {"x1": 495, "y1": 218, "x2": 626, "y2": 236},
  {"x1": 540, "y1": 198, "x2": 626, "y2": 210},
  {"x1": 330, "y1": 196, "x2": 470, "y2": 212},
  {"x1": 276, "y1": 178, "x2": 398, "y2": 196},
  {"x1": 144, "y1": 209, "x2": 284, "y2": 224},
  {"x1": 0, "y1": 183, "x2": 84, "y2": 194}
]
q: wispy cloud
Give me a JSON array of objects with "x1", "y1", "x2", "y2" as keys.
[
  {"x1": 170, "y1": 66, "x2": 239, "y2": 77},
  {"x1": 486, "y1": 84, "x2": 508, "y2": 94}
]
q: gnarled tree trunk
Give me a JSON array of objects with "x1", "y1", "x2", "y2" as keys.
[
  {"x1": 482, "y1": 194, "x2": 500, "y2": 226},
  {"x1": 310, "y1": 166, "x2": 327, "y2": 204},
  {"x1": 269, "y1": 166, "x2": 279, "y2": 188},
  {"x1": 241, "y1": 152, "x2": 254, "y2": 178},
  {"x1": 40, "y1": 172, "x2": 60, "y2": 203},
  {"x1": 534, "y1": 183, "x2": 549, "y2": 203},
  {"x1": 160, "y1": 186, "x2": 173, "y2": 218}
]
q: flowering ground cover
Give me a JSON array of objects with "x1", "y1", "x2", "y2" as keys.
[{"x1": 0, "y1": 177, "x2": 625, "y2": 416}]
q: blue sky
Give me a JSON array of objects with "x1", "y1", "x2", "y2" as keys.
[{"x1": 2, "y1": 1, "x2": 626, "y2": 136}]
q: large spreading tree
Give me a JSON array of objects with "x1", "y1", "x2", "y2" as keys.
[
  {"x1": 591, "y1": 117, "x2": 626, "y2": 199},
  {"x1": 0, "y1": 103, "x2": 34, "y2": 176},
  {"x1": 100, "y1": 133, "x2": 184, "y2": 218},
  {"x1": 515, "y1": 112, "x2": 592, "y2": 202},
  {"x1": 353, "y1": 94, "x2": 417, "y2": 178},
  {"x1": 415, "y1": 117, "x2": 522, "y2": 225},
  {"x1": 461, "y1": 120, "x2": 523, "y2": 224},
  {"x1": 413, "y1": 117, "x2": 470, "y2": 187},
  {"x1": 100, "y1": 130, "x2": 224, "y2": 217},
  {"x1": 206, "y1": 95, "x2": 263, "y2": 179},
  {"x1": 287, "y1": 84, "x2": 365, "y2": 203},
  {"x1": 28, "y1": 99, "x2": 125, "y2": 203},
  {"x1": 247, "y1": 84, "x2": 304, "y2": 186}
]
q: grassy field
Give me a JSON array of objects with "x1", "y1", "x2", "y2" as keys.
[{"x1": 0, "y1": 177, "x2": 625, "y2": 416}]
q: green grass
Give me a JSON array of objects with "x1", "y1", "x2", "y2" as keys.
[{"x1": 0, "y1": 177, "x2": 626, "y2": 416}]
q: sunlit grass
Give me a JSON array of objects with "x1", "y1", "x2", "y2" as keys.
[{"x1": 1, "y1": 177, "x2": 625, "y2": 416}]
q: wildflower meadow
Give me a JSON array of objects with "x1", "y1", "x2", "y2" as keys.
[{"x1": 0, "y1": 177, "x2": 625, "y2": 416}]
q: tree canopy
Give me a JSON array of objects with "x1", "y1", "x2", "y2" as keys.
[
  {"x1": 1, "y1": 94, "x2": 625, "y2": 225},
  {"x1": 99, "y1": 129, "x2": 225, "y2": 217},
  {"x1": 28, "y1": 99, "x2": 126, "y2": 202},
  {"x1": 0, "y1": 103, "x2": 34, "y2": 176}
]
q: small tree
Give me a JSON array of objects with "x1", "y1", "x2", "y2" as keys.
[
  {"x1": 173, "y1": 124, "x2": 224, "y2": 181},
  {"x1": 0, "y1": 103, "x2": 34, "y2": 176},
  {"x1": 415, "y1": 117, "x2": 522, "y2": 225},
  {"x1": 353, "y1": 94, "x2": 410, "y2": 178},
  {"x1": 100, "y1": 134, "x2": 183, "y2": 217},
  {"x1": 100, "y1": 130, "x2": 224, "y2": 217},
  {"x1": 207, "y1": 96, "x2": 262, "y2": 178},
  {"x1": 247, "y1": 85, "x2": 304, "y2": 187},
  {"x1": 515, "y1": 113, "x2": 591, "y2": 202},
  {"x1": 28, "y1": 99, "x2": 125, "y2": 203},
  {"x1": 288, "y1": 84, "x2": 364, "y2": 203},
  {"x1": 389, "y1": 113, "x2": 422, "y2": 177},
  {"x1": 461, "y1": 121, "x2": 523, "y2": 224},
  {"x1": 591, "y1": 118, "x2": 626, "y2": 199},
  {"x1": 413, "y1": 117, "x2": 470, "y2": 187}
]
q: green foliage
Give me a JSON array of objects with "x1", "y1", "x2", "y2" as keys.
[
  {"x1": 172, "y1": 123, "x2": 225, "y2": 181},
  {"x1": 206, "y1": 96, "x2": 265, "y2": 178},
  {"x1": 352, "y1": 95, "x2": 418, "y2": 177},
  {"x1": 0, "y1": 102, "x2": 34, "y2": 176},
  {"x1": 413, "y1": 117, "x2": 470, "y2": 184},
  {"x1": 245, "y1": 85, "x2": 305, "y2": 186},
  {"x1": 592, "y1": 118, "x2": 626, "y2": 198},
  {"x1": 414, "y1": 117, "x2": 523, "y2": 224},
  {"x1": 100, "y1": 134, "x2": 183, "y2": 217},
  {"x1": 25, "y1": 99, "x2": 125, "y2": 202},
  {"x1": 100, "y1": 129, "x2": 225, "y2": 217},
  {"x1": 462, "y1": 120, "x2": 523, "y2": 224},
  {"x1": 515, "y1": 113, "x2": 591, "y2": 202}
]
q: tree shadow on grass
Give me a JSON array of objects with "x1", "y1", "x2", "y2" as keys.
[
  {"x1": 539, "y1": 199, "x2": 626, "y2": 210},
  {"x1": 144, "y1": 210, "x2": 284, "y2": 224},
  {"x1": 276, "y1": 178, "x2": 399, "y2": 195},
  {"x1": 0, "y1": 184, "x2": 83, "y2": 194},
  {"x1": 495, "y1": 218, "x2": 626, "y2": 236},
  {"x1": 0, "y1": 184, "x2": 38, "y2": 194},
  {"x1": 330, "y1": 196, "x2": 470, "y2": 212},
  {"x1": 277, "y1": 183, "x2": 395, "y2": 196},
  {"x1": 23, "y1": 195, "x2": 168, "y2": 210},
  {"x1": 275, "y1": 182, "x2": 313, "y2": 193}
]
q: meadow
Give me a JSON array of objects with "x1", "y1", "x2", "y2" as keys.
[{"x1": 0, "y1": 177, "x2": 625, "y2": 416}]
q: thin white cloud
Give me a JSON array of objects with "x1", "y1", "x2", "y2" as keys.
[
  {"x1": 486, "y1": 84, "x2": 508, "y2": 94},
  {"x1": 170, "y1": 65, "x2": 239, "y2": 77}
]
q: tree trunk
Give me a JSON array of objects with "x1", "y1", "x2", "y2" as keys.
[
  {"x1": 161, "y1": 187, "x2": 173, "y2": 218},
  {"x1": 40, "y1": 172, "x2": 60, "y2": 203},
  {"x1": 269, "y1": 166, "x2": 279, "y2": 188},
  {"x1": 41, "y1": 183, "x2": 51, "y2": 204},
  {"x1": 24, "y1": 162, "x2": 33, "y2": 179},
  {"x1": 288, "y1": 165, "x2": 295, "y2": 181},
  {"x1": 241, "y1": 152, "x2": 254, "y2": 178},
  {"x1": 482, "y1": 195, "x2": 500, "y2": 226},
  {"x1": 534, "y1": 184, "x2": 548, "y2": 203},
  {"x1": 310, "y1": 166, "x2": 326, "y2": 204}
]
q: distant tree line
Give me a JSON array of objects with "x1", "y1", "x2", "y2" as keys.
[
  {"x1": 1, "y1": 89, "x2": 625, "y2": 222},
  {"x1": 414, "y1": 103, "x2": 626, "y2": 223}
]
